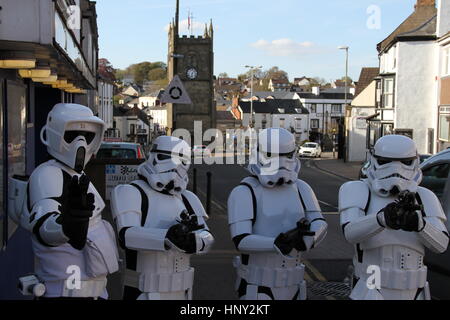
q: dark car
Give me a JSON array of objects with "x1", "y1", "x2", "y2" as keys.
[
  {"x1": 419, "y1": 149, "x2": 450, "y2": 299},
  {"x1": 96, "y1": 142, "x2": 147, "y2": 160}
]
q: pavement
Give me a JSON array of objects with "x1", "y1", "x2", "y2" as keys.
[{"x1": 309, "y1": 152, "x2": 363, "y2": 181}]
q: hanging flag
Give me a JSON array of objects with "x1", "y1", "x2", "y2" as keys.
[{"x1": 188, "y1": 9, "x2": 191, "y2": 32}]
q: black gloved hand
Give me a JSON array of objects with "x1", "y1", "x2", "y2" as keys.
[
  {"x1": 398, "y1": 210, "x2": 422, "y2": 232},
  {"x1": 274, "y1": 233, "x2": 294, "y2": 256},
  {"x1": 166, "y1": 223, "x2": 197, "y2": 254},
  {"x1": 58, "y1": 175, "x2": 95, "y2": 250},
  {"x1": 382, "y1": 202, "x2": 402, "y2": 230}
]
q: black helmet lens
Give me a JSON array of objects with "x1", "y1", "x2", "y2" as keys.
[{"x1": 64, "y1": 131, "x2": 96, "y2": 145}]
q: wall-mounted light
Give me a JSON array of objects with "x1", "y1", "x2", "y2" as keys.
[
  {"x1": 19, "y1": 68, "x2": 51, "y2": 78},
  {"x1": 32, "y1": 74, "x2": 58, "y2": 83},
  {"x1": 0, "y1": 59, "x2": 36, "y2": 69}
]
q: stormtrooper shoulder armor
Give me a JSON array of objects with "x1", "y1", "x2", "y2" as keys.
[
  {"x1": 417, "y1": 187, "x2": 446, "y2": 220},
  {"x1": 29, "y1": 163, "x2": 64, "y2": 206},
  {"x1": 110, "y1": 183, "x2": 143, "y2": 227},
  {"x1": 296, "y1": 179, "x2": 321, "y2": 211},
  {"x1": 181, "y1": 190, "x2": 208, "y2": 219},
  {"x1": 339, "y1": 181, "x2": 370, "y2": 212},
  {"x1": 228, "y1": 178, "x2": 259, "y2": 225}
]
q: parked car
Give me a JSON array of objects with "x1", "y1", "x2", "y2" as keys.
[
  {"x1": 192, "y1": 145, "x2": 212, "y2": 158},
  {"x1": 96, "y1": 142, "x2": 147, "y2": 160},
  {"x1": 419, "y1": 148, "x2": 450, "y2": 299},
  {"x1": 298, "y1": 142, "x2": 322, "y2": 158}
]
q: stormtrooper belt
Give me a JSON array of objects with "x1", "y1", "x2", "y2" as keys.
[
  {"x1": 44, "y1": 278, "x2": 107, "y2": 298},
  {"x1": 233, "y1": 257, "x2": 305, "y2": 288},
  {"x1": 124, "y1": 268, "x2": 194, "y2": 293},
  {"x1": 379, "y1": 267, "x2": 428, "y2": 290}
]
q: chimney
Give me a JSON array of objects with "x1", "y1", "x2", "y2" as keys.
[
  {"x1": 415, "y1": 0, "x2": 435, "y2": 10},
  {"x1": 312, "y1": 86, "x2": 320, "y2": 96}
]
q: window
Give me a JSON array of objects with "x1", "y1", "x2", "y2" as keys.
[
  {"x1": 311, "y1": 119, "x2": 319, "y2": 129},
  {"x1": 310, "y1": 104, "x2": 317, "y2": 113},
  {"x1": 331, "y1": 104, "x2": 342, "y2": 113},
  {"x1": 439, "y1": 113, "x2": 450, "y2": 141},
  {"x1": 295, "y1": 118, "x2": 302, "y2": 129},
  {"x1": 444, "y1": 47, "x2": 450, "y2": 76},
  {"x1": 383, "y1": 78, "x2": 394, "y2": 108},
  {"x1": 130, "y1": 124, "x2": 135, "y2": 135},
  {"x1": 421, "y1": 164, "x2": 450, "y2": 201}
]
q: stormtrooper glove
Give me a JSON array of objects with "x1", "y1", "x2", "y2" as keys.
[
  {"x1": 378, "y1": 202, "x2": 402, "y2": 230},
  {"x1": 166, "y1": 223, "x2": 197, "y2": 254},
  {"x1": 58, "y1": 175, "x2": 94, "y2": 250}
]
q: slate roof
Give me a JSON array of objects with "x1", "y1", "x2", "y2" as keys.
[
  {"x1": 113, "y1": 105, "x2": 151, "y2": 126},
  {"x1": 377, "y1": 1, "x2": 437, "y2": 53},
  {"x1": 354, "y1": 67, "x2": 380, "y2": 97},
  {"x1": 298, "y1": 92, "x2": 354, "y2": 100},
  {"x1": 239, "y1": 99, "x2": 309, "y2": 115}
]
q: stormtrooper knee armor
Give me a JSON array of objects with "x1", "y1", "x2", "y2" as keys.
[
  {"x1": 228, "y1": 128, "x2": 327, "y2": 300},
  {"x1": 15, "y1": 103, "x2": 119, "y2": 299},
  {"x1": 339, "y1": 135, "x2": 449, "y2": 300},
  {"x1": 111, "y1": 136, "x2": 214, "y2": 300}
]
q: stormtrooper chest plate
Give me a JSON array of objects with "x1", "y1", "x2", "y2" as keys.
[
  {"x1": 143, "y1": 188, "x2": 187, "y2": 229},
  {"x1": 362, "y1": 192, "x2": 423, "y2": 252},
  {"x1": 252, "y1": 184, "x2": 305, "y2": 237}
]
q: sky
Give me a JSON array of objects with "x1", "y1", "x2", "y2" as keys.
[{"x1": 95, "y1": 0, "x2": 419, "y2": 82}]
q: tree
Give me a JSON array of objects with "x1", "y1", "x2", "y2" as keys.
[
  {"x1": 311, "y1": 77, "x2": 327, "y2": 86},
  {"x1": 218, "y1": 72, "x2": 229, "y2": 78},
  {"x1": 264, "y1": 66, "x2": 289, "y2": 81},
  {"x1": 340, "y1": 76, "x2": 353, "y2": 84},
  {"x1": 148, "y1": 68, "x2": 167, "y2": 81},
  {"x1": 114, "y1": 61, "x2": 168, "y2": 85},
  {"x1": 98, "y1": 58, "x2": 116, "y2": 82}
]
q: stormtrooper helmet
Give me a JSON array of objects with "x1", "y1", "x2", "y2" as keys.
[
  {"x1": 248, "y1": 128, "x2": 300, "y2": 188},
  {"x1": 138, "y1": 136, "x2": 191, "y2": 195},
  {"x1": 366, "y1": 135, "x2": 422, "y2": 197},
  {"x1": 40, "y1": 103, "x2": 106, "y2": 173}
]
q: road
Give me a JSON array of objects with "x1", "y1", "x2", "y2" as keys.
[{"x1": 189, "y1": 156, "x2": 354, "y2": 300}]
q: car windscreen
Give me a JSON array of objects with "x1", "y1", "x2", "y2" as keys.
[
  {"x1": 97, "y1": 148, "x2": 137, "y2": 159},
  {"x1": 304, "y1": 144, "x2": 317, "y2": 148}
]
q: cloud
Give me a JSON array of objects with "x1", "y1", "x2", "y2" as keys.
[
  {"x1": 164, "y1": 19, "x2": 207, "y2": 34},
  {"x1": 250, "y1": 38, "x2": 322, "y2": 57}
]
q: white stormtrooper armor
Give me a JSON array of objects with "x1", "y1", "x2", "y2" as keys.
[
  {"x1": 339, "y1": 135, "x2": 449, "y2": 300},
  {"x1": 228, "y1": 128, "x2": 327, "y2": 300},
  {"x1": 19, "y1": 103, "x2": 119, "y2": 299},
  {"x1": 110, "y1": 136, "x2": 214, "y2": 300}
]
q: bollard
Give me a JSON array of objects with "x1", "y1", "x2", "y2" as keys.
[
  {"x1": 193, "y1": 168, "x2": 197, "y2": 195},
  {"x1": 206, "y1": 171, "x2": 212, "y2": 216}
]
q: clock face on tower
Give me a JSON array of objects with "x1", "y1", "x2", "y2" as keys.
[{"x1": 186, "y1": 67, "x2": 198, "y2": 80}]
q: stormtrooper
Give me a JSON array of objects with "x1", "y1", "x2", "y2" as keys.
[
  {"x1": 339, "y1": 135, "x2": 449, "y2": 300},
  {"x1": 110, "y1": 136, "x2": 214, "y2": 300},
  {"x1": 228, "y1": 128, "x2": 327, "y2": 300},
  {"x1": 11, "y1": 103, "x2": 119, "y2": 299}
]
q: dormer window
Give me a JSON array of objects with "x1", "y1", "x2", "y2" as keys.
[{"x1": 278, "y1": 108, "x2": 285, "y2": 114}]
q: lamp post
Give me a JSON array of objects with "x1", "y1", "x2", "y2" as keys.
[
  {"x1": 245, "y1": 65, "x2": 262, "y2": 129},
  {"x1": 338, "y1": 46, "x2": 349, "y2": 162}
]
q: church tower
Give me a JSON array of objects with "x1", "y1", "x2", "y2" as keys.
[{"x1": 167, "y1": 0, "x2": 215, "y2": 135}]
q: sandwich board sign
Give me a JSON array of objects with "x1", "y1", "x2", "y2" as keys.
[{"x1": 161, "y1": 75, "x2": 192, "y2": 105}]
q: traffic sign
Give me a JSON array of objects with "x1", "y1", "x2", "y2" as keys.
[{"x1": 161, "y1": 75, "x2": 192, "y2": 105}]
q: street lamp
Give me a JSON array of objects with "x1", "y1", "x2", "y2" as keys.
[
  {"x1": 338, "y1": 46, "x2": 349, "y2": 162},
  {"x1": 245, "y1": 65, "x2": 263, "y2": 129},
  {"x1": 338, "y1": 46, "x2": 349, "y2": 108}
]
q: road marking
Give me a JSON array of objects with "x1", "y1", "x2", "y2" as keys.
[{"x1": 319, "y1": 200, "x2": 339, "y2": 211}]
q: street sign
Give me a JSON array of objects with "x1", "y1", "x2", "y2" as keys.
[
  {"x1": 105, "y1": 164, "x2": 139, "y2": 200},
  {"x1": 161, "y1": 75, "x2": 192, "y2": 105}
]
